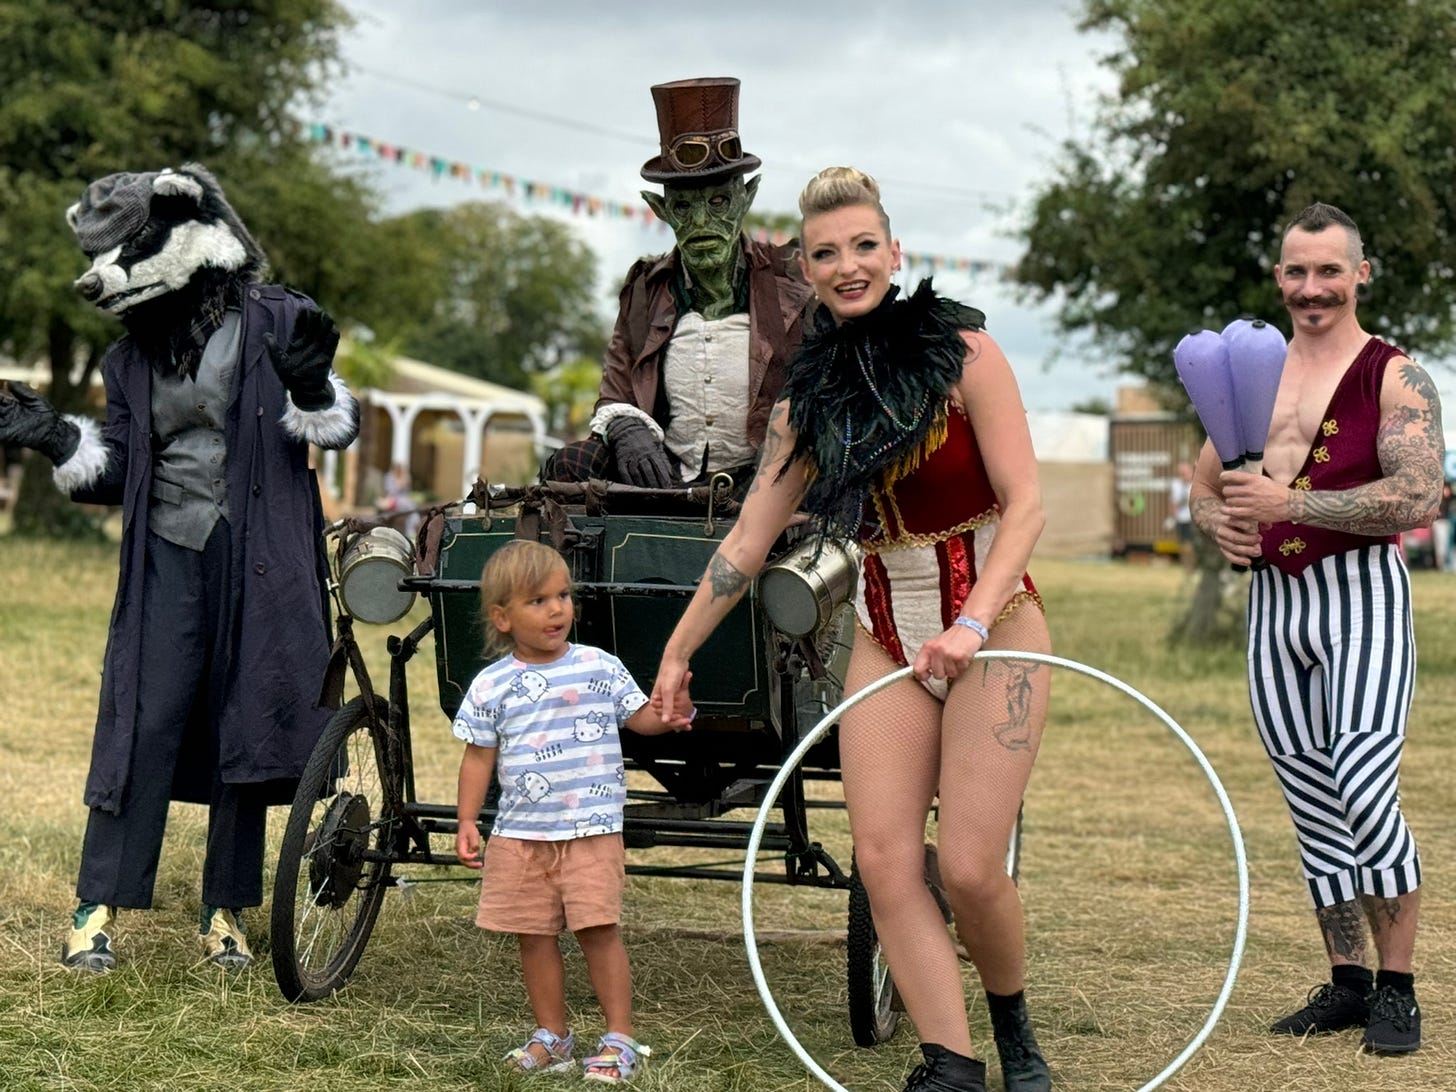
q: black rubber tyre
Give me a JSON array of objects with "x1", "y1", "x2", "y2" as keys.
[
  {"x1": 271, "y1": 696, "x2": 398, "y2": 1002},
  {"x1": 847, "y1": 857, "x2": 902, "y2": 1047}
]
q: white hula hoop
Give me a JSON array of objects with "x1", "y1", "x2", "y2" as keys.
[{"x1": 741, "y1": 653, "x2": 1249, "y2": 1092}]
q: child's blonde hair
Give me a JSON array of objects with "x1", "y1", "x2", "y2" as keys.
[
  {"x1": 797, "y1": 166, "x2": 891, "y2": 239},
  {"x1": 479, "y1": 540, "x2": 571, "y2": 657}
]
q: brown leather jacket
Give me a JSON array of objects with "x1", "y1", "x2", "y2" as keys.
[{"x1": 595, "y1": 237, "x2": 814, "y2": 450}]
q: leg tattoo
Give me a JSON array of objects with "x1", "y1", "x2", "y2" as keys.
[
  {"x1": 1317, "y1": 900, "x2": 1368, "y2": 963},
  {"x1": 987, "y1": 662, "x2": 1039, "y2": 752},
  {"x1": 1361, "y1": 894, "x2": 1402, "y2": 933}
]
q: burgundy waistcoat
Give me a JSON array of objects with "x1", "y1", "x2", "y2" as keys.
[{"x1": 1259, "y1": 336, "x2": 1402, "y2": 575}]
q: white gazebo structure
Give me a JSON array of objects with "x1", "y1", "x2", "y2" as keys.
[{"x1": 319, "y1": 352, "x2": 555, "y2": 511}]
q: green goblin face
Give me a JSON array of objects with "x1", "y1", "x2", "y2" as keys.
[{"x1": 644, "y1": 176, "x2": 759, "y2": 282}]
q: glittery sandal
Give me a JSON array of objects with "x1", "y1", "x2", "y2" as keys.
[
  {"x1": 503, "y1": 1026, "x2": 576, "y2": 1074},
  {"x1": 582, "y1": 1032, "x2": 650, "y2": 1084}
]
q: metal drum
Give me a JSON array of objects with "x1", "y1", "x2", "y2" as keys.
[
  {"x1": 338, "y1": 526, "x2": 417, "y2": 624},
  {"x1": 758, "y1": 537, "x2": 861, "y2": 638}
]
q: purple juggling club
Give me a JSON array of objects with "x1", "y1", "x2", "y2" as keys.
[
  {"x1": 1174, "y1": 330, "x2": 1242, "y2": 468},
  {"x1": 1174, "y1": 328, "x2": 1258, "y2": 573},
  {"x1": 1221, "y1": 318, "x2": 1288, "y2": 479}
]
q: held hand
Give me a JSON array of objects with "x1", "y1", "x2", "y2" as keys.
[
  {"x1": 0, "y1": 382, "x2": 80, "y2": 466},
  {"x1": 913, "y1": 622, "x2": 984, "y2": 685},
  {"x1": 651, "y1": 655, "x2": 691, "y2": 723},
  {"x1": 657, "y1": 669, "x2": 695, "y2": 731},
  {"x1": 608, "y1": 417, "x2": 676, "y2": 488},
  {"x1": 1213, "y1": 503, "x2": 1263, "y2": 565},
  {"x1": 1219, "y1": 470, "x2": 1291, "y2": 525},
  {"x1": 455, "y1": 824, "x2": 483, "y2": 870},
  {"x1": 264, "y1": 308, "x2": 340, "y2": 411}
]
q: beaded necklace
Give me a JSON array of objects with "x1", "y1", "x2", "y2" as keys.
[{"x1": 778, "y1": 279, "x2": 984, "y2": 542}]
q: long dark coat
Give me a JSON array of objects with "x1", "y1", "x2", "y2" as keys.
[{"x1": 72, "y1": 286, "x2": 347, "y2": 813}]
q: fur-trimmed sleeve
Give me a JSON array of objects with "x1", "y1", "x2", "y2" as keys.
[{"x1": 280, "y1": 372, "x2": 359, "y2": 449}]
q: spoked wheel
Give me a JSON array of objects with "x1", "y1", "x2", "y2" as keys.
[
  {"x1": 847, "y1": 856, "x2": 902, "y2": 1046},
  {"x1": 271, "y1": 696, "x2": 400, "y2": 1002},
  {"x1": 1006, "y1": 802, "x2": 1023, "y2": 885},
  {"x1": 848, "y1": 819, "x2": 1024, "y2": 1047}
]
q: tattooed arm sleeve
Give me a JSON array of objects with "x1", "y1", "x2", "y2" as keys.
[{"x1": 1288, "y1": 358, "x2": 1444, "y2": 536}]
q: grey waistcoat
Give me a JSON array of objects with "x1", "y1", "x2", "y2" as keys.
[{"x1": 148, "y1": 311, "x2": 241, "y2": 550}]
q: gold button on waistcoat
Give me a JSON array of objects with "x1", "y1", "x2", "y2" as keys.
[{"x1": 1279, "y1": 537, "x2": 1307, "y2": 556}]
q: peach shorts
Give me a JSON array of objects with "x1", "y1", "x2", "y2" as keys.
[{"x1": 476, "y1": 833, "x2": 626, "y2": 935}]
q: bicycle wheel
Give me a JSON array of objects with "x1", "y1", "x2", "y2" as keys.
[
  {"x1": 271, "y1": 695, "x2": 399, "y2": 1002},
  {"x1": 846, "y1": 856, "x2": 902, "y2": 1046}
]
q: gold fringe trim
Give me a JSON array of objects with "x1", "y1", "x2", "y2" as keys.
[{"x1": 879, "y1": 408, "x2": 949, "y2": 492}]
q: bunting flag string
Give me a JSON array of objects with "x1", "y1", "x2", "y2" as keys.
[{"x1": 307, "y1": 123, "x2": 1008, "y2": 280}]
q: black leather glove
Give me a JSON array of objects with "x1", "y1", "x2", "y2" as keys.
[
  {"x1": 0, "y1": 382, "x2": 80, "y2": 466},
  {"x1": 264, "y1": 308, "x2": 340, "y2": 411},
  {"x1": 607, "y1": 417, "x2": 676, "y2": 488}
]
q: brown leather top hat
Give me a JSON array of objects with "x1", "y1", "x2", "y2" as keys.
[{"x1": 640, "y1": 77, "x2": 762, "y2": 185}]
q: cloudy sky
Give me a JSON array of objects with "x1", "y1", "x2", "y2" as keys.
[{"x1": 316, "y1": 0, "x2": 1132, "y2": 412}]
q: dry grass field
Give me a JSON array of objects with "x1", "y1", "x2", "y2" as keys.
[{"x1": 1, "y1": 534, "x2": 1454, "y2": 1091}]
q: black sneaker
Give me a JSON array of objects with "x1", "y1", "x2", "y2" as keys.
[
  {"x1": 1363, "y1": 985, "x2": 1420, "y2": 1054},
  {"x1": 904, "y1": 1044, "x2": 988, "y2": 1092},
  {"x1": 1269, "y1": 982, "x2": 1369, "y2": 1036}
]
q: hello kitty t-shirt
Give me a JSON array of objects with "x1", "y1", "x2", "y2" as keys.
[{"x1": 451, "y1": 643, "x2": 648, "y2": 840}]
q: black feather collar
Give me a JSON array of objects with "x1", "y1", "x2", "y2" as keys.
[{"x1": 780, "y1": 279, "x2": 984, "y2": 541}]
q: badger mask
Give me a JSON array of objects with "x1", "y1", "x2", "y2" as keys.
[{"x1": 66, "y1": 164, "x2": 265, "y2": 352}]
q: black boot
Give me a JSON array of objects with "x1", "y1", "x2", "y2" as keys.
[
  {"x1": 904, "y1": 1043, "x2": 987, "y2": 1092},
  {"x1": 988, "y1": 990, "x2": 1051, "y2": 1092}
]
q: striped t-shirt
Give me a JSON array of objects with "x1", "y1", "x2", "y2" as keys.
[{"x1": 451, "y1": 643, "x2": 647, "y2": 840}]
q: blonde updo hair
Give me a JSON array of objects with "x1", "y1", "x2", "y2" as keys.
[{"x1": 797, "y1": 166, "x2": 891, "y2": 239}]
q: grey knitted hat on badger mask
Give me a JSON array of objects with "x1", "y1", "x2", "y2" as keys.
[
  {"x1": 67, "y1": 163, "x2": 266, "y2": 275},
  {"x1": 69, "y1": 171, "x2": 162, "y2": 255}
]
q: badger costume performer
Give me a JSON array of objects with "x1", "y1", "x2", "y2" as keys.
[{"x1": 0, "y1": 164, "x2": 358, "y2": 971}]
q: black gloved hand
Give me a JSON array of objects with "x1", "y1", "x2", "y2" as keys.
[
  {"x1": 264, "y1": 308, "x2": 340, "y2": 411},
  {"x1": 607, "y1": 417, "x2": 676, "y2": 488},
  {"x1": 0, "y1": 382, "x2": 80, "y2": 466}
]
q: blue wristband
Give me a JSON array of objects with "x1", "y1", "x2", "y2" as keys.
[{"x1": 953, "y1": 615, "x2": 989, "y2": 641}]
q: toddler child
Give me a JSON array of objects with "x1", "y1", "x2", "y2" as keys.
[{"x1": 453, "y1": 539, "x2": 693, "y2": 1082}]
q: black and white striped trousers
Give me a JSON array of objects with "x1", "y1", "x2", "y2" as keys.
[{"x1": 1247, "y1": 544, "x2": 1421, "y2": 909}]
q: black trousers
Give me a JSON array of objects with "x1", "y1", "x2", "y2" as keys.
[{"x1": 76, "y1": 524, "x2": 267, "y2": 910}]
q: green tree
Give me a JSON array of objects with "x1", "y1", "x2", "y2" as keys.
[
  {"x1": 532, "y1": 355, "x2": 606, "y2": 440},
  {"x1": 0, "y1": 0, "x2": 369, "y2": 535},
  {"x1": 1016, "y1": 0, "x2": 1456, "y2": 386},
  {"x1": 745, "y1": 210, "x2": 799, "y2": 245},
  {"x1": 1016, "y1": 0, "x2": 1456, "y2": 641},
  {"x1": 388, "y1": 202, "x2": 606, "y2": 390}
]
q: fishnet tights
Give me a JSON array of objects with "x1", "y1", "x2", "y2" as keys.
[{"x1": 838, "y1": 605, "x2": 1050, "y2": 1055}]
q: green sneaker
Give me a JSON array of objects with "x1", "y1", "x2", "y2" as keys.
[
  {"x1": 61, "y1": 902, "x2": 117, "y2": 972},
  {"x1": 199, "y1": 907, "x2": 252, "y2": 970}
]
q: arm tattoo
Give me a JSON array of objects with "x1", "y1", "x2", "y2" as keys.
[
  {"x1": 1316, "y1": 901, "x2": 1368, "y2": 963},
  {"x1": 746, "y1": 407, "x2": 785, "y2": 501},
  {"x1": 1289, "y1": 362, "x2": 1444, "y2": 535},
  {"x1": 1190, "y1": 495, "x2": 1221, "y2": 539},
  {"x1": 706, "y1": 551, "x2": 750, "y2": 602},
  {"x1": 746, "y1": 402, "x2": 807, "y2": 505}
]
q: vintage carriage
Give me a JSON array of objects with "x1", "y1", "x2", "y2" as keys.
[{"x1": 269, "y1": 478, "x2": 1016, "y2": 1047}]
